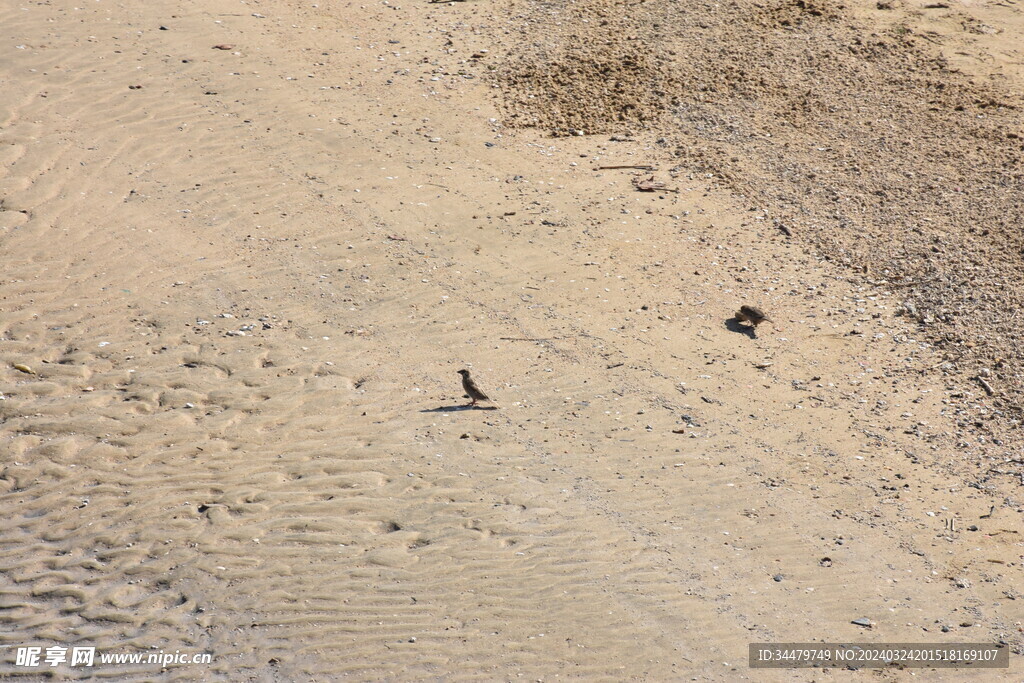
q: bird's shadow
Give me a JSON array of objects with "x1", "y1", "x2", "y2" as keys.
[
  {"x1": 421, "y1": 403, "x2": 498, "y2": 413},
  {"x1": 725, "y1": 317, "x2": 757, "y2": 338}
]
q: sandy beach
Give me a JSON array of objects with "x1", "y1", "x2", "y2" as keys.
[{"x1": 1, "y1": 0, "x2": 1022, "y2": 679}]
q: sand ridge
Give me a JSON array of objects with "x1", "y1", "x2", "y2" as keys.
[{"x1": 1, "y1": 0, "x2": 1022, "y2": 679}]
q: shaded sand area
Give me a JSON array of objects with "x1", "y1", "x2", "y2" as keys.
[{"x1": 1, "y1": 0, "x2": 1022, "y2": 679}]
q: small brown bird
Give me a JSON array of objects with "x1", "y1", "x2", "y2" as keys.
[
  {"x1": 735, "y1": 305, "x2": 772, "y2": 328},
  {"x1": 457, "y1": 369, "x2": 491, "y2": 406}
]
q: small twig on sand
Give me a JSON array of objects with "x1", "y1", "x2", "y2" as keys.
[
  {"x1": 595, "y1": 164, "x2": 655, "y2": 170},
  {"x1": 633, "y1": 175, "x2": 679, "y2": 193}
]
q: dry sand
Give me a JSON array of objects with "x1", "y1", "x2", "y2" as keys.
[{"x1": 1, "y1": 0, "x2": 1022, "y2": 679}]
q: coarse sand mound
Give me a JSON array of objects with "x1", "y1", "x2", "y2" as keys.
[{"x1": 497, "y1": 0, "x2": 1024, "y2": 450}]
